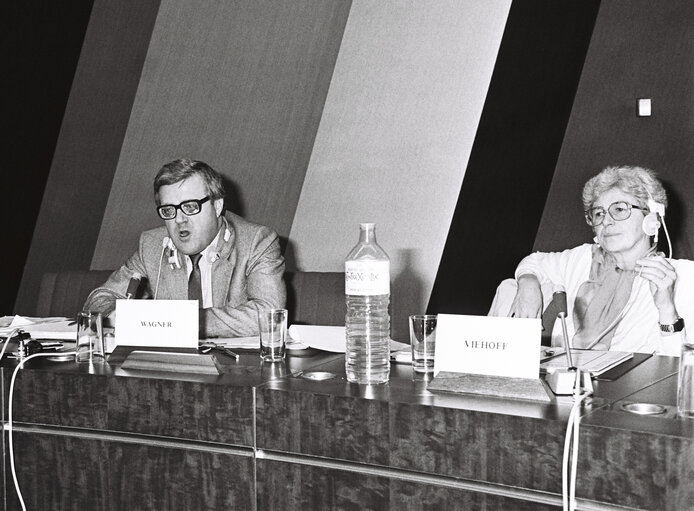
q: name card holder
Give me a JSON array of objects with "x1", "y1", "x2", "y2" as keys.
[
  {"x1": 115, "y1": 299, "x2": 199, "y2": 349},
  {"x1": 428, "y1": 372, "x2": 551, "y2": 402},
  {"x1": 428, "y1": 314, "x2": 551, "y2": 402},
  {"x1": 121, "y1": 350, "x2": 224, "y2": 375}
]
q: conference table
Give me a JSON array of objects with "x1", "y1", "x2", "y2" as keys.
[{"x1": 1, "y1": 343, "x2": 693, "y2": 510}]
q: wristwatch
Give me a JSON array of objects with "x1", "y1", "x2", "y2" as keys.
[{"x1": 659, "y1": 317, "x2": 685, "y2": 333}]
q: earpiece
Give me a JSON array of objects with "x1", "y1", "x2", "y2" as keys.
[
  {"x1": 223, "y1": 227, "x2": 230, "y2": 242},
  {"x1": 163, "y1": 237, "x2": 181, "y2": 269},
  {"x1": 163, "y1": 236, "x2": 176, "y2": 251},
  {"x1": 641, "y1": 213, "x2": 661, "y2": 237},
  {"x1": 642, "y1": 190, "x2": 665, "y2": 241}
]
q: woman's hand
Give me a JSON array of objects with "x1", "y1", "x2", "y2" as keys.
[
  {"x1": 636, "y1": 255, "x2": 679, "y2": 323},
  {"x1": 509, "y1": 274, "x2": 543, "y2": 318}
]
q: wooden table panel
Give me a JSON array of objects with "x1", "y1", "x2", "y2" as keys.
[
  {"x1": 4, "y1": 365, "x2": 254, "y2": 445},
  {"x1": 256, "y1": 459, "x2": 559, "y2": 511},
  {"x1": 5, "y1": 432, "x2": 253, "y2": 511},
  {"x1": 578, "y1": 374, "x2": 694, "y2": 510}
]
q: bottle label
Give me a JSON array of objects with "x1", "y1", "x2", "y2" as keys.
[{"x1": 345, "y1": 261, "x2": 390, "y2": 295}]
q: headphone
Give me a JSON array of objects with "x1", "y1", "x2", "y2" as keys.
[
  {"x1": 163, "y1": 237, "x2": 181, "y2": 269},
  {"x1": 205, "y1": 226, "x2": 231, "y2": 263},
  {"x1": 641, "y1": 193, "x2": 665, "y2": 240},
  {"x1": 592, "y1": 188, "x2": 669, "y2": 254},
  {"x1": 159, "y1": 225, "x2": 230, "y2": 274}
]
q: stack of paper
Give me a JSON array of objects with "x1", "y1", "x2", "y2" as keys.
[
  {"x1": 208, "y1": 326, "x2": 409, "y2": 353},
  {"x1": 0, "y1": 316, "x2": 76, "y2": 341}
]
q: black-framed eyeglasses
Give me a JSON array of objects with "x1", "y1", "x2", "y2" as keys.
[
  {"x1": 585, "y1": 201, "x2": 646, "y2": 227},
  {"x1": 157, "y1": 196, "x2": 210, "y2": 220}
]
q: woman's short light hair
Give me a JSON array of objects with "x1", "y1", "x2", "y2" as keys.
[{"x1": 582, "y1": 165, "x2": 667, "y2": 212}]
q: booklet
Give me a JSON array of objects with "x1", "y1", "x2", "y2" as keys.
[{"x1": 540, "y1": 348, "x2": 634, "y2": 377}]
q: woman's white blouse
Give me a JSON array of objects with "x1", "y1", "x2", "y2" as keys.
[{"x1": 515, "y1": 243, "x2": 694, "y2": 356}]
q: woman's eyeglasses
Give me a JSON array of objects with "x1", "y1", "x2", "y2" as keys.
[
  {"x1": 585, "y1": 201, "x2": 646, "y2": 227},
  {"x1": 157, "y1": 196, "x2": 210, "y2": 220}
]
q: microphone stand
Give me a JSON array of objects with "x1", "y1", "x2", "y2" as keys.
[{"x1": 545, "y1": 291, "x2": 593, "y2": 397}]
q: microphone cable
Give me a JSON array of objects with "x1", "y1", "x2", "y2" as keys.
[
  {"x1": 7, "y1": 350, "x2": 77, "y2": 511},
  {"x1": 661, "y1": 215, "x2": 673, "y2": 260},
  {"x1": 154, "y1": 241, "x2": 168, "y2": 299},
  {"x1": 562, "y1": 381, "x2": 592, "y2": 511}
]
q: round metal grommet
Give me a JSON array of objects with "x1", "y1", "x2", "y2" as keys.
[
  {"x1": 300, "y1": 372, "x2": 338, "y2": 381},
  {"x1": 620, "y1": 402, "x2": 666, "y2": 415}
]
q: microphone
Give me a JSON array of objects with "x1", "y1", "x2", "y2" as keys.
[
  {"x1": 554, "y1": 288, "x2": 568, "y2": 318},
  {"x1": 552, "y1": 287, "x2": 574, "y2": 370},
  {"x1": 125, "y1": 273, "x2": 142, "y2": 299},
  {"x1": 545, "y1": 286, "x2": 593, "y2": 396}
]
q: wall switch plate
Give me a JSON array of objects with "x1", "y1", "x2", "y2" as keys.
[{"x1": 637, "y1": 98, "x2": 651, "y2": 117}]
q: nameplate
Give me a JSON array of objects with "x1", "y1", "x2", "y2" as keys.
[
  {"x1": 121, "y1": 351, "x2": 222, "y2": 375},
  {"x1": 115, "y1": 300, "x2": 198, "y2": 348},
  {"x1": 434, "y1": 314, "x2": 541, "y2": 379}
]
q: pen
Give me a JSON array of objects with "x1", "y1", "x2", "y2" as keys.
[{"x1": 218, "y1": 347, "x2": 240, "y2": 361}]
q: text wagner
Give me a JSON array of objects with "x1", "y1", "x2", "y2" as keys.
[{"x1": 140, "y1": 321, "x2": 173, "y2": 328}]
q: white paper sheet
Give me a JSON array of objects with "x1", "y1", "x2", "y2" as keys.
[
  {"x1": 0, "y1": 316, "x2": 77, "y2": 340},
  {"x1": 287, "y1": 325, "x2": 409, "y2": 353}
]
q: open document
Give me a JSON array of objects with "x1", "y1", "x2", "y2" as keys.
[{"x1": 540, "y1": 348, "x2": 634, "y2": 377}]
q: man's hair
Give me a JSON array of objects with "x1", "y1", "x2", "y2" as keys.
[
  {"x1": 582, "y1": 165, "x2": 668, "y2": 212},
  {"x1": 153, "y1": 159, "x2": 226, "y2": 203}
]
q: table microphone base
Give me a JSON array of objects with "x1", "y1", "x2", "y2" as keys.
[{"x1": 545, "y1": 368, "x2": 594, "y2": 396}]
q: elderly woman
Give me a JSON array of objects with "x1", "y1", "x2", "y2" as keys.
[{"x1": 491, "y1": 165, "x2": 693, "y2": 356}]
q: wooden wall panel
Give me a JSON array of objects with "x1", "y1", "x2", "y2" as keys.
[
  {"x1": 91, "y1": 0, "x2": 351, "y2": 270},
  {"x1": 535, "y1": 0, "x2": 694, "y2": 260},
  {"x1": 286, "y1": 0, "x2": 511, "y2": 340}
]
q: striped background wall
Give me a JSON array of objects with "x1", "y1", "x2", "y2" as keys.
[
  {"x1": 11, "y1": 0, "x2": 694, "y2": 342},
  {"x1": 286, "y1": 0, "x2": 511, "y2": 338}
]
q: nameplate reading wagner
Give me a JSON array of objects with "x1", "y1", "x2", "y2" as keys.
[
  {"x1": 115, "y1": 299, "x2": 198, "y2": 348},
  {"x1": 434, "y1": 314, "x2": 541, "y2": 379}
]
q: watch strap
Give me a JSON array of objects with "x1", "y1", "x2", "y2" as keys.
[{"x1": 660, "y1": 317, "x2": 685, "y2": 333}]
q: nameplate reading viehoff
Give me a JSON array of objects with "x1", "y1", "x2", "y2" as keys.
[
  {"x1": 434, "y1": 314, "x2": 541, "y2": 379},
  {"x1": 115, "y1": 300, "x2": 198, "y2": 348}
]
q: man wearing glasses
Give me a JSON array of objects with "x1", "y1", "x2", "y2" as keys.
[{"x1": 84, "y1": 159, "x2": 285, "y2": 337}]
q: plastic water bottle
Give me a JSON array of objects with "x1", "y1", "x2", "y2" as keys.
[
  {"x1": 678, "y1": 339, "x2": 694, "y2": 418},
  {"x1": 345, "y1": 223, "x2": 390, "y2": 384}
]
